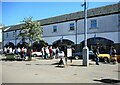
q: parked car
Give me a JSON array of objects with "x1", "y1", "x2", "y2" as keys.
[
  {"x1": 117, "y1": 55, "x2": 120, "y2": 63},
  {"x1": 72, "y1": 50, "x2": 95, "y2": 60},
  {"x1": 32, "y1": 51, "x2": 42, "y2": 57},
  {"x1": 97, "y1": 54, "x2": 111, "y2": 63},
  {"x1": 58, "y1": 51, "x2": 65, "y2": 58}
]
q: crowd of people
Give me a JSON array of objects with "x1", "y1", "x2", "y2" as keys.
[
  {"x1": 4, "y1": 46, "x2": 28, "y2": 60},
  {"x1": 41, "y1": 46, "x2": 61, "y2": 59},
  {"x1": 3, "y1": 45, "x2": 64, "y2": 60},
  {"x1": 2, "y1": 45, "x2": 118, "y2": 64}
]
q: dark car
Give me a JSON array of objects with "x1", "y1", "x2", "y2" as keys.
[{"x1": 72, "y1": 50, "x2": 95, "y2": 60}]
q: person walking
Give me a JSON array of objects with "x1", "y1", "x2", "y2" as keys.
[
  {"x1": 111, "y1": 47, "x2": 117, "y2": 64},
  {"x1": 93, "y1": 46, "x2": 100, "y2": 65}
]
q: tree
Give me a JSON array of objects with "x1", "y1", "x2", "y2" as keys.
[{"x1": 18, "y1": 17, "x2": 43, "y2": 47}]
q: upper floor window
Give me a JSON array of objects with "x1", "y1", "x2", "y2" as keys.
[
  {"x1": 41, "y1": 27, "x2": 43, "y2": 34},
  {"x1": 13, "y1": 31, "x2": 15, "y2": 37},
  {"x1": 91, "y1": 19, "x2": 97, "y2": 28},
  {"x1": 69, "y1": 23, "x2": 75, "y2": 31},
  {"x1": 53, "y1": 26, "x2": 57, "y2": 33},
  {"x1": 19, "y1": 30, "x2": 21, "y2": 34}
]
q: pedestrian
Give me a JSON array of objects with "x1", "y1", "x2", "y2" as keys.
[
  {"x1": 17, "y1": 47, "x2": 21, "y2": 57},
  {"x1": 44, "y1": 46, "x2": 47, "y2": 59},
  {"x1": 41, "y1": 46, "x2": 45, "y2": 59},
  {"x1": 111, "y1": 47, "x2": 117, "y2": 64},
  {"x1": 110, "y1": 46, "x2": 113, "y2": 62},
  {"x1": 52, "y1": 47, "x2": 56, "y2": 59},
  {"x1": 49, "y1": 46, "x2": 53, "y2": 59},
  {"x1": 55, "y1": 47, "x2": 59, "y2": 58},
  {"x1": 21, "y1": 47, "x2": 25, "y2": 59},
  {"x1": 93, "y1": 46, "x2": 99, "y2": 65},
  {"x1": 24, "y1": 47, "x2": 27, "y2": 57},
  {"x1": 9, "y1": 47, "x2": 13, "y2": 53},
  {"x1": 14, "y1": 47, "x2": 18, "y2": 55},
  {"x1": 45, "y1": 46, "x2": 50, "y2": 59},
  {"x1": 7, "y1": 47, "x2": 10, "y2": 53},
  {"x1": 4, "y1": 47, "x2": 7, "y2": 54}
]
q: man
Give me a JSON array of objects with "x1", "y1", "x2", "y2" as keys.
[{"x1": 93, "y1": 46, "x2": 99, "y2": 65}]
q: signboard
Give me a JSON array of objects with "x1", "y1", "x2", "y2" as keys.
[{"x1": 67, "y1": 48, "x2": 72, "y2": 57}]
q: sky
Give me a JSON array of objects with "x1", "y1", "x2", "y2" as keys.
[{"x1": 1, "y1": 1, "x2": 119, "y2": 26}]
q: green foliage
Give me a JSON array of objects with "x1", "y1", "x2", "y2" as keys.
[{"x1": 18, "y1": 17, "x2": 43, "y2": 46}]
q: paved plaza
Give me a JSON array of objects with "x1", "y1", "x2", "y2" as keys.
[{"x1": 0, "y1": 55, "x2": 120, "y2": 84}]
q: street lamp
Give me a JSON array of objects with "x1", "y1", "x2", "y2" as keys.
[
  {"x1": 82, "y1": 0, "x2": 89, "y2": 66},
  {"x1": 1, "y1": 25, "x2": 4, "y2": 51},
  {"x1": 75, "y1": 19, "x2": 78, "y2": 52}
]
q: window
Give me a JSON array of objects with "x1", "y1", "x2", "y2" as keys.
[
  {"x1": 13, "y1": 32, "x2": 15, "y2": 37},
  {"x1": 6, "y1": 33, "x2": 8, "y2": 38},
  {"x1": 53, "y1": 26, "x2": 57, "y2": 32},
  {"x1": 91, "y1": 19, "x2": 97, "y2": 28},
  {"x1": 69, "y1": 23, "x2": 75, "y2": 31},
  {"x1": 19, "y1": 30, "x2": 21, "y2": 34}
]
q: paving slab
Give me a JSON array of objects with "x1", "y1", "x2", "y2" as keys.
[{"x1": 0, "y1": 55, "x2": 120, "y2": 84}]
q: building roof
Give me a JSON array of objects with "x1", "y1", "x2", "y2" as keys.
[{"x1": 3, "y1": 3, "x2": 120, "y2": 32}]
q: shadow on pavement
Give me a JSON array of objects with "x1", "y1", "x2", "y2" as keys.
[
  {"x1": 52, "y1": 63, "x2": 65, "y2": 68},
  {"x1": 1, "y1": 58, "x2": 23, "y2": 61},
  {"x1": 55, "y1": 66, "x2": 65, "y2": 68},
  {"x1": 26, "y1": 64, "x2": 31, "y2": 65},
  {"x1": 51, "y1": 63, "x2": 59, "y2": 65},
  {"x1": 89, "y1": 63, "x2": 95, "y2": 65},
  {"x1": 70, "y1": 64, "x2": 86, "y2": 67},
  {"x1": 34, "y1": 64, "x2": 51, "y2": 66},
  {"x1": 93, "y1": 78, "x2": 120, "y2": 84}
]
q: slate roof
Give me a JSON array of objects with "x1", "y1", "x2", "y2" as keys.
[{"x1": 3, "y1": 3, "x2": 120, "y2": 32}]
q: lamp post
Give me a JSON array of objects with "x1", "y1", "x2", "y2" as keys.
[
  {"x1": 82, "y1": 0, "x2": 89, "y2": 66},
  {"x1": 75, "y1": 19, "x2": 78, "y2": 52},
  {"x1": 2, "y1": 26, "x2": 4, "y2": 51}
]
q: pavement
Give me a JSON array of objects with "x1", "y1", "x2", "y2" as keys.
[{"x1": 0, "y1": 55, "x2": 120, "y2": 84}]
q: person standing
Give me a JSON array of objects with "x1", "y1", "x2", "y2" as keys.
[
  {"x1": 45, "y1": 46, "x2": 50, "y2": 59},
  {"x1": 4, "y1": 47, "x2": 7, "y2": 54},
  {"x1": 52, "y1": 47, "x2": 56, "y2": 59},
  {"x1": 49, "y1": 46, "x2": 53, "y2": 59},
  {"x1": 24, "y1": 47, "x2": 27, "y2": 60},
  {"x1": 14, "y1": 47, "x2": 18, "y2": 55},
  {"x1": 17, "y1": 47, "x2": 21, "y2": 56},
  {"x1": 93, "y1": 46, "x2": 99, "y2": 65},
  {"x1": 41, "y1": 46, "x2": 45, "y2": 59},
  {"x1": 9, "y1": 47, "x2": 13, "y2": 53},
  {"x1": 55, "y1": 47, "x2": 59, "y2": 58},
  {"x1": 21, "y1": 47, "x2": 25, "y2": 59},
  {"x1": 111, "y1": 47, "x2": 117, "y2": 64}
]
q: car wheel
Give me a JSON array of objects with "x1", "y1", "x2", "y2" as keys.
[
  {"x1": 33, "y1": 54, "x2": 37, "y2": 57},
  {"x1": 75, "y1": 56, "x2": 79, "y2": 60},
  {"x1": 104, "y1": 57, "x2": 108, "y2": 63}
]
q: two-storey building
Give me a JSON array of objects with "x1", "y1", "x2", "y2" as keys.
[{"x1": 3, "y1": 3, "x2": 120, "y2": 53}]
